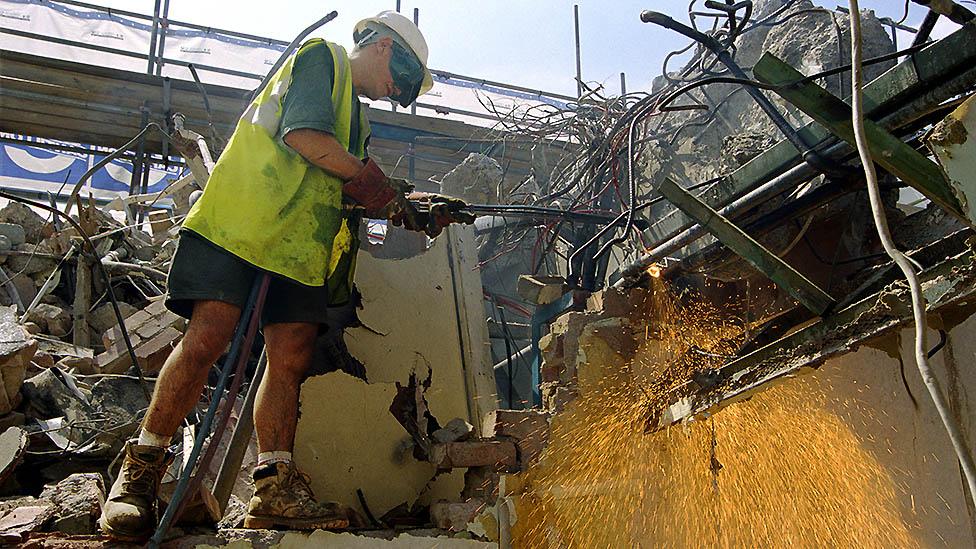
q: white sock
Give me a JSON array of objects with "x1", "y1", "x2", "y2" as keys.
[
  {"x1": 256, "y1": 451, "x2": 292, "y2": 466},
  {"x1": 137, "y1": 429, "x2": 171, "y2": 448}
]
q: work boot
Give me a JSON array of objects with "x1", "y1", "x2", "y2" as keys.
[
  {"x1": 99, "y1": 440, "x2": 174, "y2": 541},
  {"x1": 244, "y1": 461, "x2": 350, "y2": 530}
]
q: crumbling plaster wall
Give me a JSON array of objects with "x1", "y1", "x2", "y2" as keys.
[{"x1": 294, "y1": 226, "x2": 496, "y2": 520}]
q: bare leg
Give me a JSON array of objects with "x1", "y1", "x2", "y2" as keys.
[
  {"x1": 254, "y1": 322, "x2": 318, "y2": 453},
  {"x1": 142, "y1": 300, "x2": 241, "y2": 437}
]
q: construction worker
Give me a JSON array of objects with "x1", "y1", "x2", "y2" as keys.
[{"x1": 99, "y1": 11, "x2": 472, "y2": 541}]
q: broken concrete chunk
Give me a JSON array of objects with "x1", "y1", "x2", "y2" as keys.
[
  {"x1": 439, "y1": 153, "x2": 503, "y2": 204},
  {"x1": 430, "y1": 498, "x2": 488, "y2": 532},
  {"x1": 89, "y1": 376, "x2": 150, "y2": 434},
  {"x1": 432, "y1": 417, "x2": 475, "y2": 444},
  {"x1": 38, "y1": 473, "x2": 105, "y2": 535},
  {"x1": 0, "y1": 203, "x2": 47, "y2": 244},
  {"x1": 516, "y1": 275, "x2": 567, "y2": 305},
  {"x1": 24, "y1": 304, "x2": 71, "y2": 338},
  {"x1": 0, "y1": 306, "x2": 35, "y2": 415},
  {"x1": 21, "y1": 369, "x2": 92, "y2": 425},
  {"x1": 55, "y1": 356, "x2": 96, "y2": 375},
  {"x1": 6, "y1": 243, "x2": 58, "y2": 277},
  {"x1": 0, "y1": 224, "x2": 25, "y2": 248},
  {"x1": 0, "y1": 427, "x2": 28, "y2": 487}
]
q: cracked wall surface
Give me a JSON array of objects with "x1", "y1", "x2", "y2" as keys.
[{"x1": 294, "y1": 227, "x2": 495, "y2": 520}]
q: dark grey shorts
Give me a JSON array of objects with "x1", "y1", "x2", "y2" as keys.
[{"x1": 165, "y1": 230, "x2": 332, "y2": 325}]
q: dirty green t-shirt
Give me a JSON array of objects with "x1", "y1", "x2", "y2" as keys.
[{"x1": 278, "y1": 41, "x2": 363, "y2": 154}]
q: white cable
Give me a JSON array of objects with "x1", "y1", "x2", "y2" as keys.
[{"x1": 848, "y1": 0, "x2": 976, "y2": 508}]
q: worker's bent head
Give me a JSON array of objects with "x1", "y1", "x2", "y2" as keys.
[{"x1": 353, "y1": 11, "x2": 432, "y2": 107}]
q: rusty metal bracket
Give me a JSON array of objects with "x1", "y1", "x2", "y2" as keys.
[{"x1": 656, "y1": 177, "x2": 835, "y2": 315}]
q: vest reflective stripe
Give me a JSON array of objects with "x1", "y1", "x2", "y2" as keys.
[{"x1": 182, "y1": 40, "x2": 369, "y2": 301}]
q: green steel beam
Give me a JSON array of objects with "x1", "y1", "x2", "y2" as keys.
[
  {"x1": 754, "y1": 53, "x2": 970, "y2": 226},
  {"x1": 643, "y1": 22, "x2": 976, "y2": 251},
  {"x1": 656, "y1": 177, "x2": 835, "y2": 315}
]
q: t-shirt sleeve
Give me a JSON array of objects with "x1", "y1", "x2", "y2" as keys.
[{"x1": 278, "y1": 41, "x2": 336, "y2": 139}]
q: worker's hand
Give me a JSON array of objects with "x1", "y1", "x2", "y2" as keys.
[
  {"x1": 391, "y1": 192, "x2": 476, "y2": 238},
  {"x1": 342, "y1": 159, "x2": 413, "y2": 215}
]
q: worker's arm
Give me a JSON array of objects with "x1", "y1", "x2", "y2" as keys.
[{"x1": 283, "y1": 128, "x2": 363, "y2": 181}]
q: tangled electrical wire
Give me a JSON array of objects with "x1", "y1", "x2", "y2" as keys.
[{"x1": 469, "y1": 0, "x2": 899, "y2": 290}]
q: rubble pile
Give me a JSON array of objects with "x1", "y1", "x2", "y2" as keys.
[{"x1": 0, "y1": 198, "x2": 187, "y2": 540}]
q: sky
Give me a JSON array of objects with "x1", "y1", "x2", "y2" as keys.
[{"x1": 88, "y1": 1, "x2": 957, "y2": 98}]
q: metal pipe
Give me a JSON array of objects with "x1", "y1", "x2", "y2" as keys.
[
  {"x1": 153, "y1": 0, "x2": 171, "y2": 77},
  {"x1": 213, "y1": 350, "x2": 267, "y2": 513},
  {"x1": 615, "y1": 158, "x2": 823, "y2": 286},
  {"x1": 146, "y1": 0, "x2": 162, "y2": 75},
  {"x1": 574, "y1": 5, "x2": 583, "y2": 99},
  {"x1": 620, "y1": 72, "x2": 627, "y2": 95},
  {"x1": 911, "y1": 0, "x2": 976, "y2": 24},
  {"x1": 912, "y1": 10, "x2": 941, "y2": 46}
]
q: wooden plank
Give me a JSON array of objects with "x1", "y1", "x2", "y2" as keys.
[{"x1": 447, "y1": 225, "x2": 498, "y2": 433}]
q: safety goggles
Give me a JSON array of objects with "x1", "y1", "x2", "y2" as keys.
[{"x1": 389, "y1": 41, "x2": 424, "y2": 108}]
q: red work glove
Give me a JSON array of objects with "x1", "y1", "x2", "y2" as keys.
[{"x1": 342, "y1": 159, "x2": 398, "y2": 213}]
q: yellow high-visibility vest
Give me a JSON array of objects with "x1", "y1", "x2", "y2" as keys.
[{"x1": 183, "y1": 40, "x2": 369, "y2": 303}]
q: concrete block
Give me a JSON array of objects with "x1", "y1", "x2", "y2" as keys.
[
  {"x1": 88, "y1": 301, "x2": 138, "y2": 336},
  {"x1": 0, "y1": 224, "x2": 25, "y2": 247},
  {"x1": 24, "y1": 303, "x2": 71, "y2": 337},
  {"x1": 516, "y1": 275, "x2": 567, "y2": 305},
  {"x1": 39, "y1": 473, "x2": 105, "y2": 535},
  {"x1": 429, "y1": 440, "x2": 517, "y2": 469},
  {"x1": 0, "y1": 307, "x2": 35, "y2": 415},
  {"x1": 429, "y1": 498, "x2": 489, "y2": 532},
  {"x1": 586, "y1": 286, "x2": 643, "y2": 317}
]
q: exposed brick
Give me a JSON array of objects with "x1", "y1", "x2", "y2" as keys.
[
  {"x1": 429, "y1": 440, "x2": 517, "y2": 469},
  {"x1": 135, "y1": 326, "x2": 182, "y2": 374},
  {"x1": 462, "y1": 466, "x2": 500, "y2": 500},
  {"x1": 96, "y1": 301, "x2": 185, "y2": 374},
  {"x1": 484, "y1": 409, "x2": 551, "y2": 468},
  {"x1": 429, "y1": 499, "x2": 489, "y2": 532}
]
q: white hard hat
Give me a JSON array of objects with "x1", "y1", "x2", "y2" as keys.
[{"x1": 354, "y1": 11, "x2": 433, "y2": 96}]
